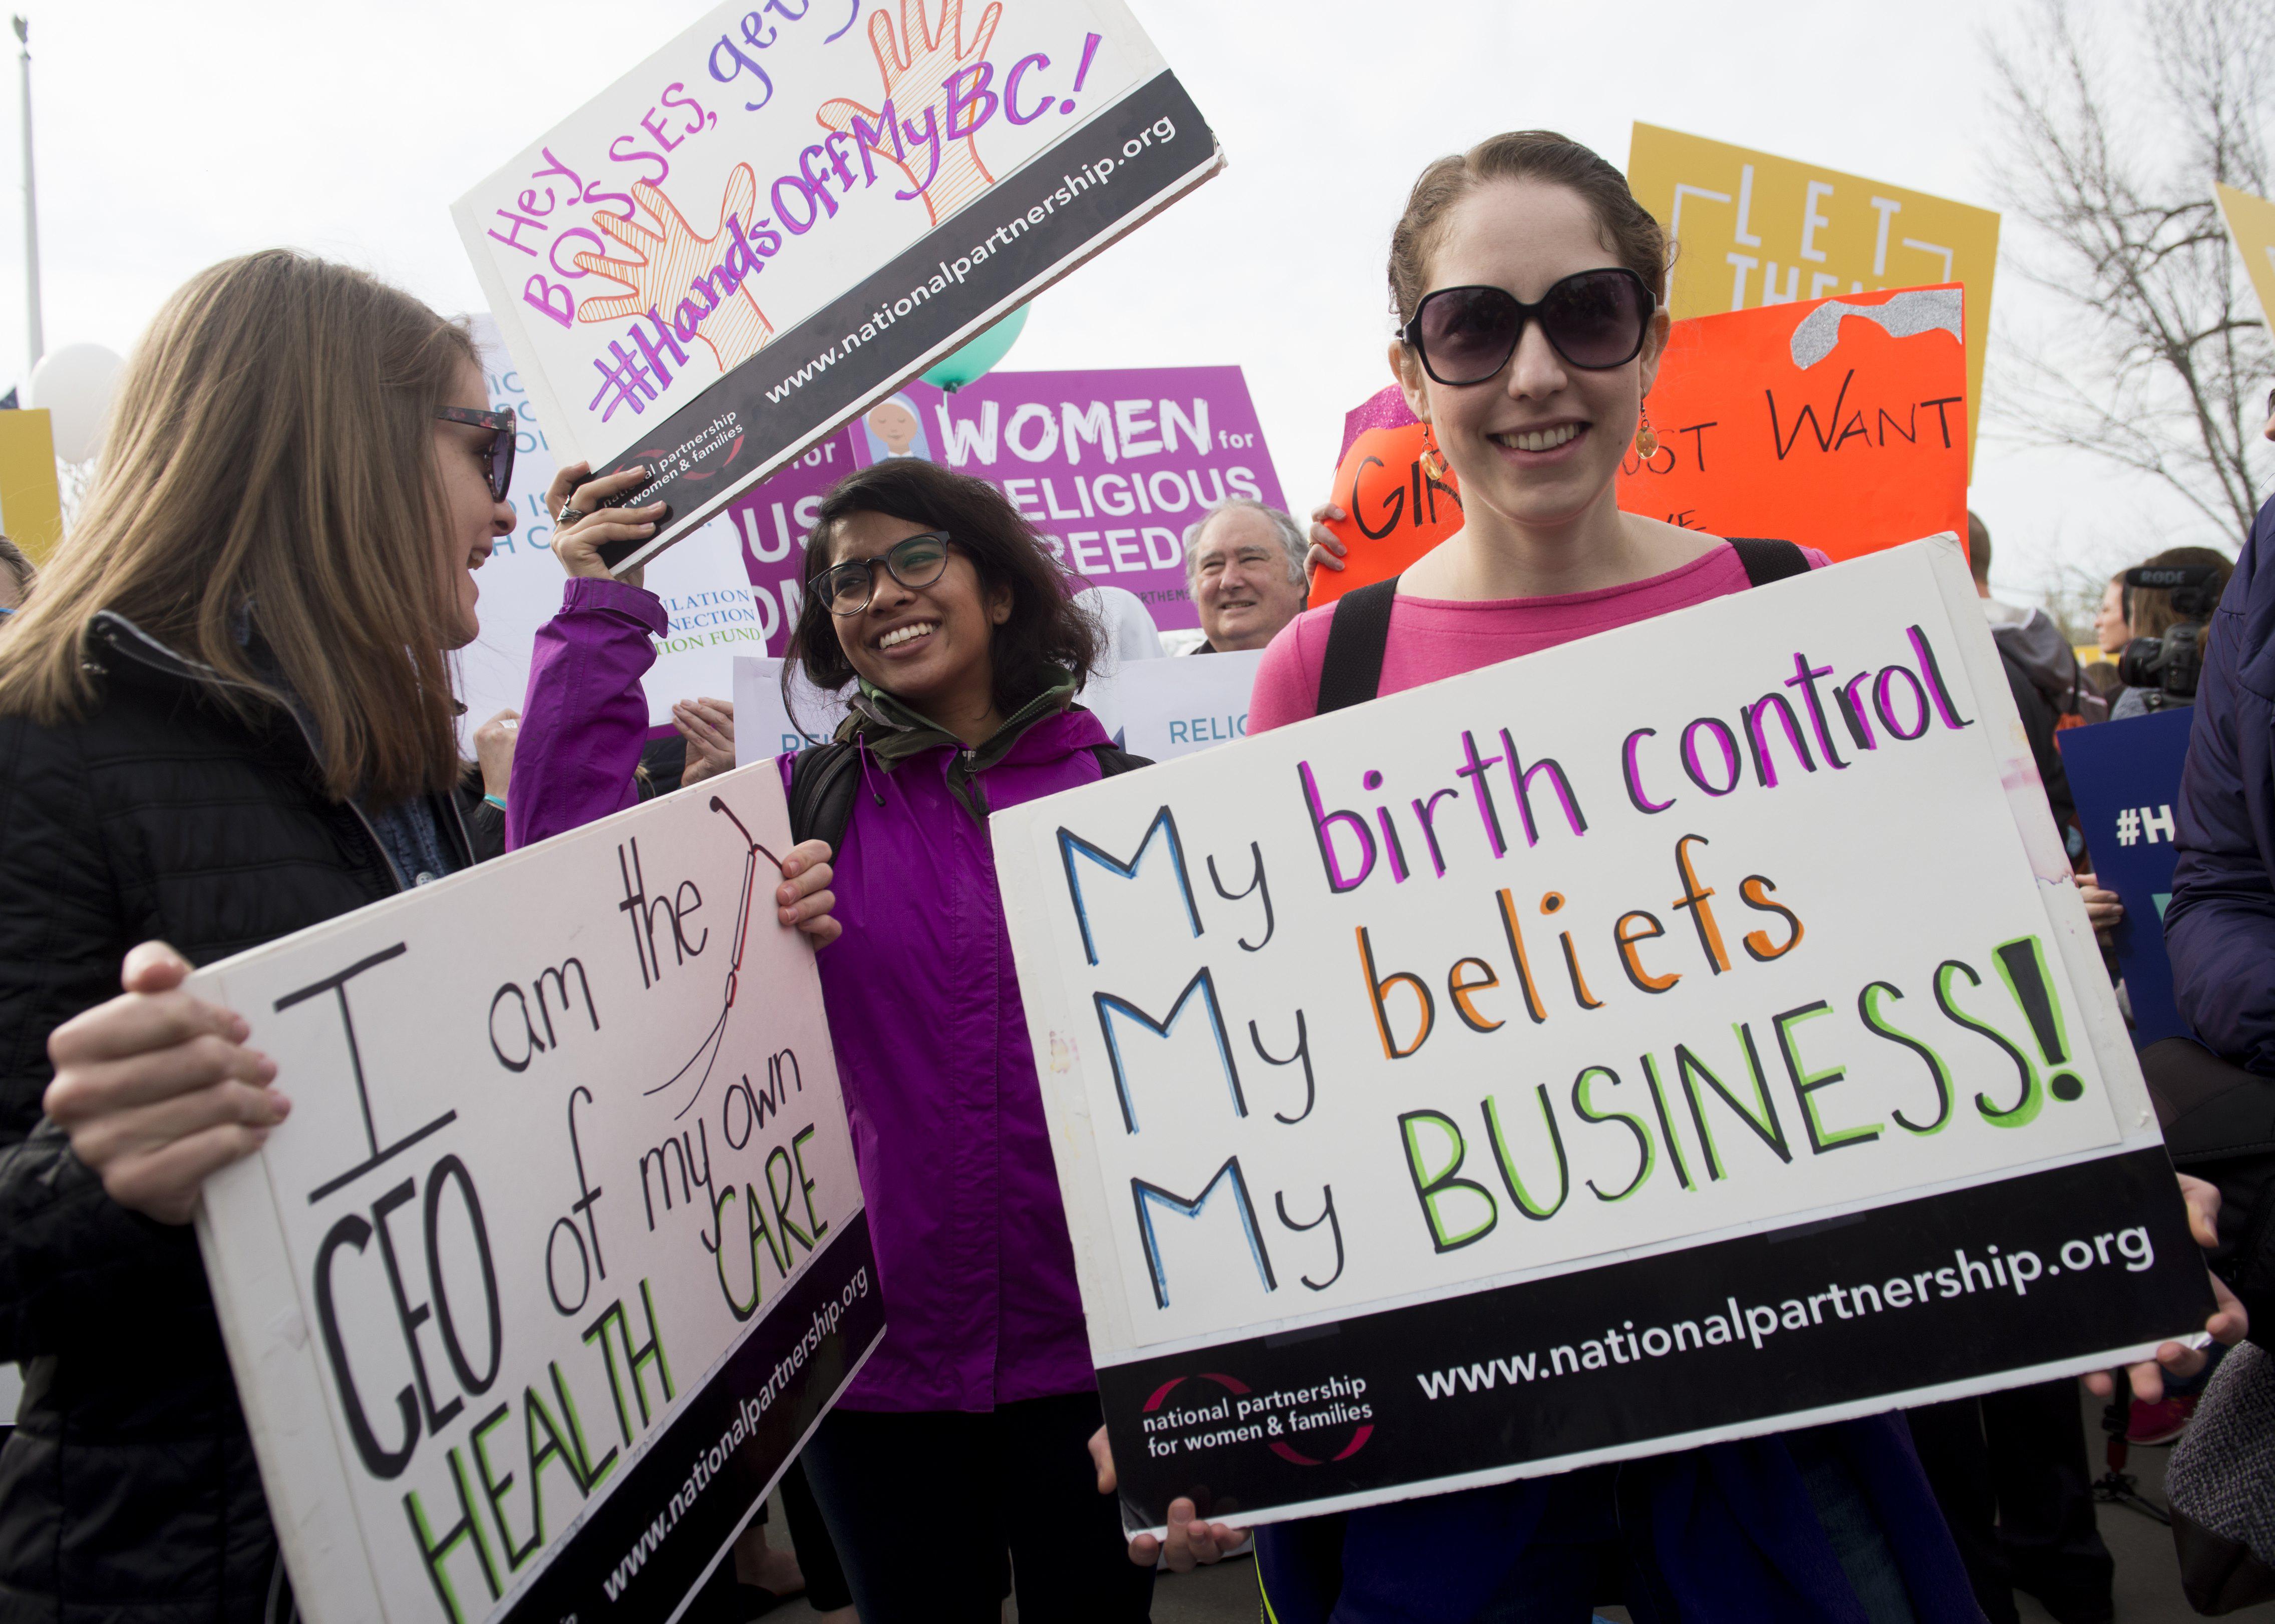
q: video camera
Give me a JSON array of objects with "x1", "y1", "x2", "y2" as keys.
[{"x1": 2116, "y1": 564, "x2": 2222, "y2": 708}]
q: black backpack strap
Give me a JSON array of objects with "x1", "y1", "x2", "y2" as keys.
[
  {"x1": 1726, "y1": 537, "x2": 1810, "y2": 588},
  {"x1": 787, "y1": 741, "x2": 864, "y2": 852},
  {"x1": 1088, "y1": 744, "x2": 1153, "y2": 776},
  {"x1": 1316, "y1": 577, "x2": 1400, "y2": 714}
]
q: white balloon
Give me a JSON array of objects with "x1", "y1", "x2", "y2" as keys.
[{"x1": 29, "y1": 343, "x2": 125, "y2": 464}]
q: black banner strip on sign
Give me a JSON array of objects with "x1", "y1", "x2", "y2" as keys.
[
  {"x1": 1098, "y1": 1146, "x2": 2209, "y2": 1529},
  {"x1": 491, "y1": 1212, "x2": 882, "y2": 1624},
  {"x1": 592, "y1": 69, "x2": 1218, "y2": 572}
]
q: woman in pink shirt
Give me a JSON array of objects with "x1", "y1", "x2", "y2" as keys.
[
  {"x1": 1096, "y1": 128, "x2": 2228, "y2": 1624},
  {"x1": 1254, "y1": 148, "x2": 1821, "y2": 725}
]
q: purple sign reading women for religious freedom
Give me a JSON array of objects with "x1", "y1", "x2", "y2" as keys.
[{"x1": 721, "y1": 366, "x2": 1284, "y2": 640}]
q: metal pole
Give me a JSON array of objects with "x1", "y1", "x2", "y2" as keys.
[{"x1": 15, "y1": 16, "x2": 38, "y2": 371}]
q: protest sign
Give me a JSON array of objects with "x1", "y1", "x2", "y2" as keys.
[
  {"x1": 1618, "y1": 284, "x2": 1970, "y2": 555},
  {"x1": 0, "y1": 407, "x2": 60, "y2": 564},
  {"x1": 2059, "y1": 708, "x2": 2199, "y2": 1047},
  {"x1": 1313, "y1": 285, "x2": 1968, "y2": 604},
  {"x1": 2216, "y1": 182, "x2": 2275, "y2": 333},
  {"x1": 840, "y1": 368, "x2": 1282, "y2": 630},
  {"x1": 454, "y1": 0, "x2": 1222, "y2": 576},
  {"x1": 1309, "y1": 401, "x2": 1461, "y2": 608},
  {"x1": 718, "y1": 365, "x2": 1284, "y2": 646},
  {"x1": 457, "y1": 318, "x2": 777, "y2": 748},
  {"x1": 192, "y1": 767, "x2": 878, "y2": 1624},
  {"x1": 732, "y1": 655, "x2": 853, "y2": 765},
  {"x1": 993, "y1": 538, "x2": 2206, "y2": 1533},
  {"x1": 1112, "y1": 649, "x2": 1264, "y2": 762},
  {"x1": 1627, "y1": 124, "x2": 1998, "y2": 466}
]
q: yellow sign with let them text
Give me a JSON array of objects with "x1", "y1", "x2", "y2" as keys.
[
  {"x1": 1627, "y1": 124, "x2": 2000, "y2": 468},
  {"x1": 2216, "y1": 183, "x2": 2275, "y2": 333}
]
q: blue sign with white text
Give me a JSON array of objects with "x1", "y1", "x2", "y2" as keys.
[{"x1": 2057, "y1": 707, "x2": 2198, "y2": 1046}]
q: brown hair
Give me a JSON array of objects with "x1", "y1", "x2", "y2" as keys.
[
  {"x1": 0, "y1": 252, "x2": 478, "y2": 802},
  {"x1": 0, "y1": 535, "x2": 32, "y2": 601},
  {"x1": 1967, "y1": 511, "x2": 1992, "y2": 582},
  {"x1": 2128, "y1": 546, "x2": 2234, "y2": 641},
  {"x1": 1387, "y1": 131, "x2": 1669, "y2": 326},
  {"x1": 786, "y1": 459, "x2": 1101, "y2": 717}
]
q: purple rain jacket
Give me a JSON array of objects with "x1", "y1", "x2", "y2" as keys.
[
  {"x1": 507, "y1": 575, "x2": 1103, "y2": 1411},
  {"x1": 2170, "y1": 496, "x2": 2275, "y2": 1073}
]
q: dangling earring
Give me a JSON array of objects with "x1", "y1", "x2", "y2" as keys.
[
  {"x1": 1633, "y1": 403, "x2": 1659, "y2": 460},
  {"x1": 1419, "y1": 422, "x2": 1449, "y2": 484}
]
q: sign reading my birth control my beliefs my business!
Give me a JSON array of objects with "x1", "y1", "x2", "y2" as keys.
[
  {"x1": 993, "y1": 539, "x2": 2208, "y2": 1534},
  {"x1": 1626, "y1": 124, "x2": 1998, "y2": 466},
  {"x1": 454, "y1": 0, "x2": 1222, "y2": 577},
  {"x1": 191, "y1": 766, "x2": 880, "y2": 1624}
]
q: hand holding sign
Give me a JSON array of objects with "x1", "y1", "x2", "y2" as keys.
[
  {"x1": 2079, "y1": 1174, "x2": 2246, "y2": 1404},
  {"x1": 43, "y1": 941, "x2": 287, "y2": 1225}
]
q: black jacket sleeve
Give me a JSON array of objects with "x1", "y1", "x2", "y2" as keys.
[
  {"x1": 0, "y1": 715, "x2": 210, "y2": 1363},
  {"x1": 2002, "y1": 648, "x2": 2078, "y2": 836}
]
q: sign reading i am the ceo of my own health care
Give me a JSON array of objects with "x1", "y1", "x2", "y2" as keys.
[
  {"x1": 454, "y1": 0, "x2": 1223, "y2": 578},
  {"x1": 992, "y1": 538, "x2": 2209, "y2": 1535},
  {"x1": 192, "y1": 766, "x2": 879, "y2": 1624}
]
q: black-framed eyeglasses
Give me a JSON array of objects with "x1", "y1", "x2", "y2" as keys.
[
  {"x1": 1400, "y1": 268, "x2": 1656, "y2": 386},
  {"x1": 436, "y1": 405, "x2": 517, "y2": 502},
  {"x1": 816, "y1": 531, "x2": 954, "y2": 616}
]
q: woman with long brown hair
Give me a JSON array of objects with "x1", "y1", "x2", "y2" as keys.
[{"x1": 0, "y1": 250, "x2": 834, "y2": 1621}]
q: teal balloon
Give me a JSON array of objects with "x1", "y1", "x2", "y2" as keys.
[{"x1": 921, "y1": 305, "x2": 1029, "y2": 391}]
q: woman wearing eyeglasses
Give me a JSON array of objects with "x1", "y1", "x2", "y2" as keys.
[
  {"x1": 505, "y1": 457, "x2": 1155, "y2": 1621},
  {"x1": 0, "y1": 252, "x2": 834, "y2": 1622}
]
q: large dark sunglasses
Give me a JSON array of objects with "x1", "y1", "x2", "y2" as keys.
[
  {"x1": 436, "y1": 405, "x2": 518, "y2": 502},
  {"x1": 816, "y1": 531, "x2": 954, "y2": 616},
  {"x1": 1400, "y1": 269, "x2": 1656, "y2": 386}
]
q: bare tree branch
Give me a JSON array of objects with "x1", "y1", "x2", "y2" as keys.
[{"x1": 1985, "y1": 0, "x2": 2275, "y2": 544}]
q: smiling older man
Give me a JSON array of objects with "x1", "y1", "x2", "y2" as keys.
[{"x1": 1180, "y1": 500, "x2": 1310, "y2": 653}]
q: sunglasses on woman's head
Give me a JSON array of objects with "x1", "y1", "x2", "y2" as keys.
[
  {"x1": 435, "y1": 405, "x2": 518, "y2": 502},
  {"x1": 816, "y1": 531, "x2": 954, "y2": 616},
  {"x1": 1400, "y1": 268, "x2": 1656, "y2": 386}
]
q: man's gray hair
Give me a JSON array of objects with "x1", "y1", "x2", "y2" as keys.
[{"x1": 1182, "y1": 499, "x2": 1307, "y2": 587}]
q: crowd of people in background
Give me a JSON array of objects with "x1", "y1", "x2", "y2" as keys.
[{"x1": 0, "y1": 125, "x2": 2267, "y2": 1624}]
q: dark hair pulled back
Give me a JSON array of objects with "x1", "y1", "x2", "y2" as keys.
[
  {"x1": 1387, "y1": 131, "x2": 1669, "y2": 326},
  {"x1": 784, "y1": 458, "x2": 1101, "y2": 722}
]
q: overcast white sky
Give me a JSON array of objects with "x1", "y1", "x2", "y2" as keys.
[{"x1": 12, "y1": 0, "x2": 2262, "y2": 604}]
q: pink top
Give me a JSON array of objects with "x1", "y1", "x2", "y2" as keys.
[{"x1": 1250, "y1": 540, "x2": 1832, "y2": 729}]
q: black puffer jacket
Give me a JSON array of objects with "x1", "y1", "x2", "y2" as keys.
[{"x1": 0, "y1": 614, "x2": 483, "y2": 1623}]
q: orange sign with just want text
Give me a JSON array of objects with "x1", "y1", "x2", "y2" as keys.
[{"x1": 1311, "y1": 284, "x2": 1970, "y2": 604}]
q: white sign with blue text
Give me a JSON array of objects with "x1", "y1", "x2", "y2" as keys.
[
  {"x1": 992, "y1": 538, "x2": 2208, "y2": 1535},
  {"x1": 192, "y1": 767, "x2": 878, "y2": 1624},
  {"x1": 1112, "y1": 650, "x2": 1262, "y2": 763}
]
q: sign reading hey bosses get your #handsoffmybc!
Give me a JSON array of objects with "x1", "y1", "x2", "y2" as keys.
[
  {"x1": 993, "y1": 539, "x2": 2208, "y2": 1534},
  {"x1": 454, "y1": 0, "x2": 1223, "y2": 576},
  {"x1": 192, "y1": 767, "x2": 879, "y2": 1624}
]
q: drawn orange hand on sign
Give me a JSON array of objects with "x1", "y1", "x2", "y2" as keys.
[
  {"x1": 1309, "y1": 284, "x2": 1970, "y2": 606},
  {"x1": 816, "y1": 0, "x2": 1004, "y2": 227},
  {"x1": 572, "y1": 168, "x2": 776, "y2": 373}
]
